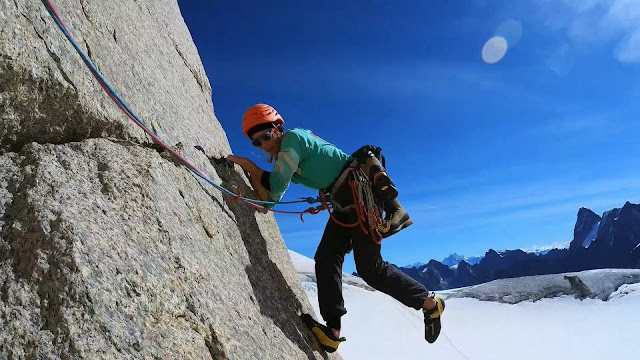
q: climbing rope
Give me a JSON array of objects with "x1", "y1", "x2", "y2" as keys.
[
  {"x1": 443, "y1": 333, "x2": 473, "y2": 360},
  {"x1": 319, "y1": 168, "x2": 386, "y2": 243},
  {"x1": 40, "y1": 0, "x2": 324, "y2": 219},
  {"x1": 351, "y1": 168, "x2": 385, "y2": 244}
]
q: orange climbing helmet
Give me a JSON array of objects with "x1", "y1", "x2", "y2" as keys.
[{"x1": 242, "y1": 104, "x2": 285, "y2": 138}]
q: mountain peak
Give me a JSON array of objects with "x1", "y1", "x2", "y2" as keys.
[
  {"x1": 441, "y1": 253, "x2": 464, "y2": 266},
  {"x1": 569, "y1": 206, "x2": 602, "y2": 250},
  {"x1": 441, "y1": 253, "x2": 483, "y2": 267}
]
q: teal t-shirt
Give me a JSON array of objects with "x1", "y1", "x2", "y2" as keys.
[{"x1": 266, "y1": 128, "x2": 352, "y2": 207}]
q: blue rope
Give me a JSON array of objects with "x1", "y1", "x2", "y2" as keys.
[{"x1": 41, "y1": 0, "x2": 319, "y2": 208}]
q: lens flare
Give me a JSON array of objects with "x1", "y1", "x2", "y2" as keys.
[
  {"x1": 482, "y1": 36, "x2": 508, "y2": 64},
  {"x1": 496, "y1": 19, "x2": 522, "y2": 48}
]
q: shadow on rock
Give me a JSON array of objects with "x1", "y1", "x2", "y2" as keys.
[{"x1": 211, "y1": 160, "x2": 328, "y2": 360}]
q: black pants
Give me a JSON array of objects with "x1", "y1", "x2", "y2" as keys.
[{"x1": 314, "y1": 178, "x2": 430, "y2": 330}]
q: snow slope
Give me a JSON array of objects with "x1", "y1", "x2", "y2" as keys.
[{"x1": 289, "y1": 250, "x2": 640, "y2": 360}]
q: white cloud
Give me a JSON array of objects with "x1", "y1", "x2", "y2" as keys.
[
  {"x1": 563, "y1": 0, "x2": 601, "y2": 13},
  {"x1": 408, "y1": 174, "x2": 640, "y2": 228},
  {"x1": 536, "y1": 112, "x2": 615, "y2": 135},
  {"x1": 415, "y1": 203, "x2": 439, "y2": 210},
  {"x1": 538, "y1": 0, "x2": 640, "y2": 63},
  {"x1": 605, "y1": 0, "x2": 640, "y2": 30},
  {"x1": 615, "y1": 28, "x2": 640, "y2": 62},
  {"x1": 546, "y1": 43, "x2": 576, "y2": 75}
]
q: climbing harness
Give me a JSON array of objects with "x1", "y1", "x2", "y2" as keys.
[{"x1": 40, "y1": 0, "x2": 323, "y2": 220}]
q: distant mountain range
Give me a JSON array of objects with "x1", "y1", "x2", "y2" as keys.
[
  {"x1": 402, "y1": 254, "x2": 483, "y2": 268},
  {"x1": 395, "y1": 201, "x2": 640, "y2": 290},
  {"x1": 427, "y1": 244, "x2": 568, "y2": 269},
  {"x1": 441, "y1": 253, "x2": 483, "y2": 267}
]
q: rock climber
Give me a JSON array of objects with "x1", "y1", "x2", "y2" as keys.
[{"x1": 227, "y1": 104, "x2": 445, "y2": 352}]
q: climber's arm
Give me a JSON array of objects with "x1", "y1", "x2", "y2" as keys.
[{"x1": 226, "y1": 155, "x2": 269, "y2": 202}]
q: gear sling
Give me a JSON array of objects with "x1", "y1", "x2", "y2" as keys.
[{"x1": 320, "y1": 145, "x2": 405, "y2": 244}]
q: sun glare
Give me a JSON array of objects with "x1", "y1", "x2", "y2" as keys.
[{"x1": 482, "y1": 36, "x2": 508, "y2": 64}]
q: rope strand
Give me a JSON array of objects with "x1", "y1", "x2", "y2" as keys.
[{"x1": 40, "y1": 0, "x2": 320, "y2": 216}]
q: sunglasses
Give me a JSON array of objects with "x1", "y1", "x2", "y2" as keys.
[{"x1": 251, "y1": 128, "x2": 274, "y2": 147}]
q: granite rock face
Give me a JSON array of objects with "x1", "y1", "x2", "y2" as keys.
[
  {"x1": 1, "y1": 1, "x2": 337, "y2": 359},
  {"x1": 1, "y1": 0, "x2": 226, "y2": 155}
]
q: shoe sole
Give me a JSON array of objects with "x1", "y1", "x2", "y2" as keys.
[
  {"x1": 373, "y1": 174, "x2": 399, "y2": 201},
  {"x1": 381, "y1": 217, "x2": 413, "y2": 239}
]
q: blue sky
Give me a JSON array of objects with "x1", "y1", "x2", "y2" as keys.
[{"x1": 179, "y1": 1, "x2": 640, "y2": 272}]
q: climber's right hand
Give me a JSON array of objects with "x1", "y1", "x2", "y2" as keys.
[{"x1": 226, "y1": 155, "x2": 248, "y2": 168}]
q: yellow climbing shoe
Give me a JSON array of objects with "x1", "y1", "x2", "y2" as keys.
[
  {"x1": 423, "y1": 295, "x2": 445, "y2": 343},
  {"x1": 300, "y1": 313, "x2": 346, "y2": 353}
]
